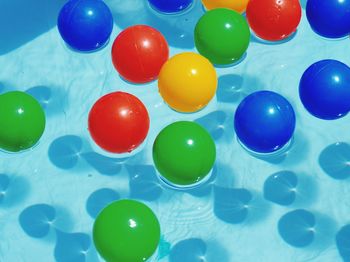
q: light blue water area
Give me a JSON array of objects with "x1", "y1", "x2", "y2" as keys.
[{"x1": 0, "y1": 0, "x2": 349, "y2": 261}]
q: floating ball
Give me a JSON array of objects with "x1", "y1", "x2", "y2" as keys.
[
  {"x1": 299, "y1": 60, "x2": 350, "y2": 120},
  {"x1": 234, "y1": 91, "x2": 296, "y2": 154},
  {"x1": 306, "y1": 0, "x2": 350, "y2": 39},
  {"x1": 57, "y1": 0, "x2": 113, "y2": 52},
  {"x1": 201, "y1": 0, "x2": 249, "y2": 13},
  {"x1": 246, "y1": 0, "x2": 301, "y2": 41},
  {"x1": 148, "y1": 0, "x2": 193, "y2": 13},
  {"x1": 111, "y1": 25, "x2": 169, "y2": 84},
  {"x1": 153, "y1": 121, "x2": 216, "y2": 187},
  {"x1": 0, "y1": 91, "x2": 45, "y2": 152},
  {"x1": 88, "y1": 92, "x2": 149, "y2": 154},
  {"x1": 158, "y1": 52, "x2": 217, "y2": 113},
  {"x1": 93, "y1": 199, "x2": 160, "y2": 262},
  {"x1": 194, "y1": 8, "x2": 250, "y2": 65}
]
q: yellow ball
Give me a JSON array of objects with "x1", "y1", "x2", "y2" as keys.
[
  {"x1": 158, "y1": 52, "x2": 217, "y2": 113},
  {"x1": 201, "y1": 0, "x2": 249, "y2": 13}
]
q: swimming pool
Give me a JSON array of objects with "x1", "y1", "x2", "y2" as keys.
[{"x1": 0, "y1": 0, "x2": 349, "y2": 261}]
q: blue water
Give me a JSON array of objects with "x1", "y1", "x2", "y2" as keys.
[{"x1": 0, "y1": 0, "x2": 349, "y2": 261}]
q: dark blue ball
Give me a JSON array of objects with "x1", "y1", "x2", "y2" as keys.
[
  {"x1": 58, "y1": 0, "x2": 113, "y2": 52},
  {"x1": 299, "y1": 59, "x2": 350, "y2": 120},
  {"x1": 306, "y1": 0, "x2": 350, "y2": 39},
  {"x1": 148, "y1": 0, "x2": 193, "y2": 14},
  {"x1": 234, "y1": 91, "x2": 296, "y2": 154}
]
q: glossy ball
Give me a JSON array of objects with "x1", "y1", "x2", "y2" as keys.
[
  {"x1": 148, "y1": 0, "x2": 193, "y2": 13},
  {"x1": 246, "y1": 0, "x2": 301, "y2": 41},
  {"x1": 57, "y1": 0, "x2": 113, "y2": 52},
  {"x1": 194, "y1": 8, "x2": 250, "y2": 65},
  {"x1": 112, "y1": 25, "x2": 169, "y2": 84},
  {"x1": 153, "y1": 121, "x2": 216, "y2": 187},
  {"x1": 88, "y1": 92, "x2": 150, "y2": 154},
  {"x1": 299, "y1": 60, "x2": 350, "y2": 120},
  {"x1": 306, "y1": 0, "x2": 350, "y2": 39},
  {"x1": 93, "y1": 199, "x2": 160, "y2": 262},
  {"x1": 158, "y1": 52, "x2": 217, "y2": 113},
  {"x1": 201, "y1": 0, "x2": 249, "y2": 13},
  {"x1": 234, "y1": 91, "x2": 296, "y2": 154},
  {"x1": 0, "y1": 91, "x2": 45, "y2": 152}
]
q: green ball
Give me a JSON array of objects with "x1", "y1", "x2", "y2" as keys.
[
  {"x1": 153, "y1": 121, "x2": 216, "y2": 187},
  {"x1": 194, "y1": 8, "x2": 250, "y2": 65},
  {"x1": 0, "y1": 91, "x2": 45, "y2": 152},
  {"x1": 93, "y1": 199, "x2": 161, "y2": 262}
]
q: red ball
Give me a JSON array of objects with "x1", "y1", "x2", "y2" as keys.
[
  {"x1": 246, "y1": 0, "x2": 302, "y2": 41},
  {"x1": 88, "y1": 92, "x2": 150, "y2": 154},
  {"x1": 111, "y1": 25, "x2": 169, "y2": 84}
]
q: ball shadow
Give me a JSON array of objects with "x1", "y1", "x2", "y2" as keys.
[
  {"x1": 81, "y1": 151, "x2": 126, "y2": 176},
  {"x1": 336, "y1": 224, "x2": 350, "y2": 261},
  {"x1": 278, "y1": 209, "x2": 316, "y2": 248},
  {"x1": 169, "y1": 238, "x2": 207, "y2": 262},
  {"x1": 318, "y1": 142, "x2": 350, "y2": 180},
  {"x1": 213, "y1": 185, "x2": 252, "y2": 224},
  {"x1": 293, "y1": 173, "x2": 319, "y2": 208},
  {"x1": 195, "y1": 111, "x2": 227, "y2": 141},
  {"x1": 86, "y1": 188, "x2": 120, "y2": 219},
  {"x1": 0, "y1": 174, "x2": 30, "y2": 208},
  {"x1": 54, "y1": 230, "x2": 92, "y2": 262},
  {"x1": 48, "y1": 135, "x2": 128, "y2": 176},
  {"x1": 263, "y1": 171, "x2": 298, "y2": 206},
  {"x1": 19, "y1": 203, "x2": 56, "y2": 239},
  {"x1": 48, "y1": 135, "x2": 84, "y2": 170},
  {"x1": 310, "y1": 212, "x2": 337, "y2": 251},
  {"x1": 126, "y1": 164, "x2": 163, "y2": 201}
]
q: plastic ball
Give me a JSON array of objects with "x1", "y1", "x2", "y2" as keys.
[
  {"x1": 158, "y1": 52, "x2": 217, "y2": 113},
  {"x1": 201, "y1": 0, "x2": 249, "y2": 13},
  {"x1": 234, "y1": 91, "x2": 296, "y2": 154},
  {"x1": 88, "y1": 92, "x2": 150, "y2": 154},
  {"x1": 153, "y1": 121, "x2": 216, "y2": 187},
  {"x1": 246, "y1": 0, "x2": 301, "y2": 41},
  {"x1": 0, "y1": 91, "x2": 45, "y2": 152},
  {"x1": 194, "y1": 8, "x2": 250, "y2": 65},
  {"x1": 111, "y1": 25, "x2": 169, "y2": 84},
  {"x1": 57, "y1": 0, "x2": 113, "y2": 52},
  {"x1": 148, "y1": 0, "x2": 193, "y2": 13},
  {"x1": 93, "y1": 199, "x2": 160, "y2": 262},
  {"x1": 306, "y1": 0, "x2": 350, "y2": 39},
  {"x1": 299, "y1": 60, "x2": 350, "y2": 120}
]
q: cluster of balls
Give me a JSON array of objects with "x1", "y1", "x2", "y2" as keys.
[{"x1": 1, "y1": 0, "x2": 350, "y2": 261}]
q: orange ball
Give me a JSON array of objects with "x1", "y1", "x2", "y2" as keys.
[
  {"x1": 201, "y1": 0, "x2": 249, "y2": 13},
  {"x1": 158, "y1": 52, "x2": 217, "y2": 113}
]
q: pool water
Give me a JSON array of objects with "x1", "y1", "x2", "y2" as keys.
[{"x1": 1, "y1": 0, "x2": 350, "y2": 261}]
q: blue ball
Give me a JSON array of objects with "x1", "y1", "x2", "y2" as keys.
[
  {"x1": 234, "y1": 91, "x2": 296, "y2": 154},
  {"x1": 306, "y1": 0, "x2": 350, "y2": 39},
  {"x1": 148, "y1": 0, "x2": 193, "y2": 13},
  {"x1": 299, "y1": 60, "x2": 350, "y2": 120},
  {"x1": 58, "y1": 0, "x2": 113, "y2": 52}
]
